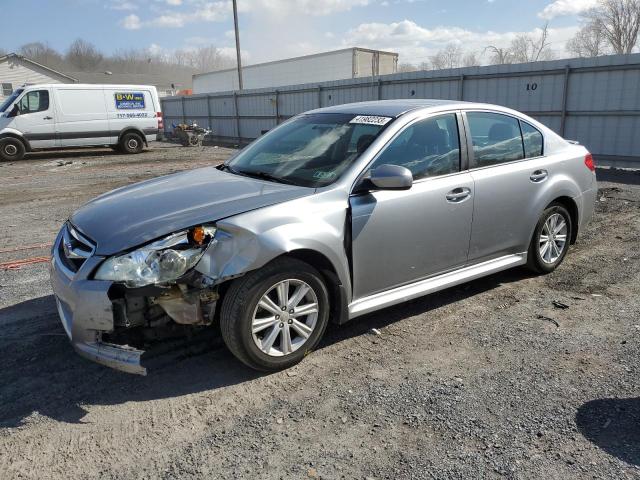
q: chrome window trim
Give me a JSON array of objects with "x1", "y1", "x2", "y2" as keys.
[{"x1": 462, "y1": 109, "x2": 547, "y2": 171}]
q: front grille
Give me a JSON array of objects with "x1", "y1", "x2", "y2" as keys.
[{"x1": 58, "y1": 223, "x2": 96, "y2": 273}]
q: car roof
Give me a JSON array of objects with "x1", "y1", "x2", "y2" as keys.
[{"x1": 306, "y1": 99, "x2": 472, "y2": 117}]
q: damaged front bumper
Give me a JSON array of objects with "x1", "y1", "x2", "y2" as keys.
[{"x1": 50, "y1": 225, "x2": 218, "y2": 375}]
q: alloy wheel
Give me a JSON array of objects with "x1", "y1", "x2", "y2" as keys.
[
  {"x1": 539, "y1": 213, "x2": 568, "y2": 264},
  {"x1": 251, "y1": 279, "x2": 319, "y2": 357}
]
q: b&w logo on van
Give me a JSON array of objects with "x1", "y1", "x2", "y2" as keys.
[{"x1": 115, "y1": 92, "x2": 145, "y2": 110}]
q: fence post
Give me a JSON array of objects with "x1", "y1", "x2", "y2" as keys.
[
  {"x1": 560, "y1": 66, "x2": 571, "y2": 137},
  {"x1": 275, "y1": 90, "x2": 280, "y2": 125},
  {"x1": 206, "y1": 94, "x2": 211, "y2": 131},
  {"x1": 233, "y1": 92, "x2": 241, "y2": 144},
  {"x1": 181, "y1": 96, "x2": 186, "y2": 124},
  {"x1": 458, "y1": 74, "x2": 465, "y2": 101},
  {"x1": 377, "y1": 77, "x2": 383, "y2": 100},
  {"x1": 317, "y1": 85, "x2": 322, "y2": 108}
]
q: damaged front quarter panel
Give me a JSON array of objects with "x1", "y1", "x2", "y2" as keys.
[{"x1": 193, "y1": 189, "x2": 353, "y2": 298}]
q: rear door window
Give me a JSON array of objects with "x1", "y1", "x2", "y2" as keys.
[
  {"x1": 520, "y1": 120, "x2": 543, "y2": 158},
  {"x1": 466, "y1": 112, "x2": 524, "y2": 167}
]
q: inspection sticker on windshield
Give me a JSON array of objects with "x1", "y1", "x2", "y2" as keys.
[{"x1": 350, "y1": 115, "x2": 392, "y2": 126}]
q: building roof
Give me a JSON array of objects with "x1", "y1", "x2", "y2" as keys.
[
  {"x1": 0, "y1": 53, "x2": 77, "y2": 82},
  {"x1": 309, "y1": 99, "x2": 470, "y2": 117}
]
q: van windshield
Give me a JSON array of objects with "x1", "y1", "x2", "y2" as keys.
[
  {"x1": 0, "y1": 89, "x2": 23, "y2": 113},
  {"x1": 225, "y1": 113, "x2": 393, "y2": 188}
]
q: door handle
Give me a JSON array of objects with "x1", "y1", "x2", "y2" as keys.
[
  {"x1": 43, "y1": 116, "x2": 53, "y2": 120},
  {"x1": 446, "y1": 187, "x2": 471, "y2": 203},
  {"x1": 530, "y1": 169, "x2": 548, "y2": 183}
]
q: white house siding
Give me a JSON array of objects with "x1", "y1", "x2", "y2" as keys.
[{"x1": 0, "y1": 57, "x2": 73, "y2": 102}]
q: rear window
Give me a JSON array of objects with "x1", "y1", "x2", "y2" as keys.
[
  {"x1": 520, "y1": 120, "x2": 544, "y2": 158},
  {"x1": 467, "y1": 112, "x2": 525, "y2": 167}
]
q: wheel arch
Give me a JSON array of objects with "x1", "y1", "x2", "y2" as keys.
[
  {"x1": 0, "y1": 132, "x2": 31, "y2": 152},
  {"x1": 547, "y1": 196, "x2": 579, "y2": 244},
  {"x1": 118, "y1": 127, "x2": 148, "y2": 146},
  {"x1": 283, "y1": 249, "x2": 349, "y2": 325}
]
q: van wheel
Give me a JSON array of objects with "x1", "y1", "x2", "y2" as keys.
[
  {"x1": 526, "y1": 203, "x2": 572, "y2": 274},
  {"x1": 220, "y1": 257, "x2": 330, "y2": 371},
  {"x1": 119, "y1": 133, "x2": 144, "y2": 154},
  {"x1": 0, "y1": 138, "x2": 25, "y2": 161}
]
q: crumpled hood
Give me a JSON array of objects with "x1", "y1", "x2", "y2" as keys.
[{"x1": 70, "y1": 166, "x2": 313, "y2": 256}]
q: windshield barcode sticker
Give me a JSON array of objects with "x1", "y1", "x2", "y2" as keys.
[{"x1": 350, "y1": 115, "x2": 392, "y2": 126}]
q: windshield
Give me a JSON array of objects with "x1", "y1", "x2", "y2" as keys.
[
  {"x1": 226, "y1": 113, "x2": 393, "y2": 188},
  {"x1": 0, "y1": 89, "x2": 23, "y2": 113}
]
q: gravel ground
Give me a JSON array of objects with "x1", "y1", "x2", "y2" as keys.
[{"x1": 0, "y1": 143, "x2": 639, "y2": 479}]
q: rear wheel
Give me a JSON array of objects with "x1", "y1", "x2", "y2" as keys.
[
  {"x1": 119, "y1": 133, "x2": 144, "y2": 154},
  {"x1": 0, "y1": 138, "x2": 25, "y2": 161},
  {"x1": 526, "y1": 203, "x2": 572, "y2": 274},
  {"x1": 220, "y1": 257, "x2": 330, "y2": 371}
]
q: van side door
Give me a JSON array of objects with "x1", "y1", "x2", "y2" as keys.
[
  {"x1": 13, "y1": 89, "x2": 57, "y2": 148},
  {"x1": 464, "y1": 110, "x2": 549, "y2": 261},
  {"x1": 53, "y1": 87, "x2": 109, "y2": 147}
]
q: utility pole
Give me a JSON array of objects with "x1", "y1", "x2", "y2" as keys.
[{"x1": 232, "y1": 0, "x2": 243, "y2": 90}]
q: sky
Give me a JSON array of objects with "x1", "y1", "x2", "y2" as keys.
[{"x1": 0, "y1": 0, "x2": 600, "y2": 65}]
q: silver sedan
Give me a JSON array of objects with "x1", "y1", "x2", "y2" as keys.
[{"x1": 50, "y1": 100, "x2": 597, "y2": 374}]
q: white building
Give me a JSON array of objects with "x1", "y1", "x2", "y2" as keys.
[
  {"x1": 0, "y1": 53, "x2": 77, "y2": 102},
  {"x1": 193, "y1": 47, "x2": 399, "y2": 94}
]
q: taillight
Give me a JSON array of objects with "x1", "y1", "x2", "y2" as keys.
[
  {"x1": 156, "y1": 112, "x2": 164, "y2": 130},
  {"x1": 584, "y1": 153, "x2": 595, "y2": 172}
]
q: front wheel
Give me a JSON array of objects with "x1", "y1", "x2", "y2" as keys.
[
  {"x1": 220, "y1": 258, "x2": 330, "y2": 371},
  {"x1": 526, "y1": 203, "x2": 572, "y2": 274},
  {"x1": 0, "y1": 138, "x2": 25, "y2": 161}
]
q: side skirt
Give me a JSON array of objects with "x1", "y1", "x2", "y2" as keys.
[{"x1": 348, "y1": 253, "x2": 527, "y2": 319}]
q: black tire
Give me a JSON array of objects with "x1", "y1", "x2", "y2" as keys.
[
  {"x1": 526, "y1": 203, "x2": 572, "y2": 274},
  {"x1": 220, "y1": 257, "x2": 330, "y2": 371},
  {"x1": 119, "y1": 132, "x2": 144, "y2": 154},
  {"x1": 0, "y1": 138, "x2": 25, "y2": 161}
]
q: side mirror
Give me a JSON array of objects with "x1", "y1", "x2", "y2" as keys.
[
  {"x1": 368, "y1": 164, "x2": 413, "y2": 191},
  {"x1": 8, "y1": 104, "x2": 19, "y2": 117}
]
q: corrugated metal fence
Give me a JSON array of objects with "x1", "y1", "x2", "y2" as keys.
[{"x1": 162, "y1": 53, "x2": 640, "y2": 168}]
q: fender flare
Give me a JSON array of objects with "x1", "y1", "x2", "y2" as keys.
[
  {"x1": 0, "y1": 131, "x2": 31, "y2": 152},
  {"x1": 118, "y1": 126, "x2": 148, "y2": 146}
]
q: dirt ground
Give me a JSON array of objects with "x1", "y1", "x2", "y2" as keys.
[{"x1": 0, "y1": 143, "x2": 639, "y2": 479}]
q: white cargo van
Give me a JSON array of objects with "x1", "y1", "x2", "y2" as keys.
[{"x1": 0, "y1": 84, "x2": 162, "y2": 161}]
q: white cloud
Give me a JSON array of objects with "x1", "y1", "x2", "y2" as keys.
[
  {"x1": 120, "y1": 0, "x2": 370, "y2": 31},
  {"x1": 240, "y1": 0, "x2": 370, "y2": 15},
  {"x1": 538, "y1": 0, "x2": 598, "y2": 20},
  {"x1": 341, "y1": 20, "x2": 579, "y2": 64},
  {"x1": 120, "y1": 14, "x2": 142, "y2": 30},
  {"x1": 109, "y1": 0, "x2": 138, "y2": 10}
]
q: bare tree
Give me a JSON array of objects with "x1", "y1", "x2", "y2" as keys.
[
  {"x1": 485, "y1": 23, "x2": 554, "y2": 65},
  {"x1": 18, "y1": 42, "x2": 65, "y2": 69},
  {"x1": 429, "y1": 44, "x2": 463, "y2": 70},
  {"x1": 509, "y1": 23, "x2": 555, "y2": 63},
  {"x1": 398, "y1": 63, "x2": 418, "y2": 73},
  {"x1": 462, "y1": 51, "x2": 481, "y2": 67},
  {"x1": 567, "y1": 22, "x2": 609, "y2": 57},
  {"x1": 485, "y1": 45, "x2": 512, "y2": 64},
  {"x1": 583, "y1": 0, "x2": 640, "y2": 54},
  {"x1": 65, "y1": 39, "x2": 103, "y2": 70}
]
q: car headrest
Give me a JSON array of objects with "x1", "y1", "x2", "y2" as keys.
[
  {"x1": 488, "y1": 123, "x2": 514, "y2": 142},
  {"x1": 357, "y1": 134, "x2": 376, "y2": 154}
]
